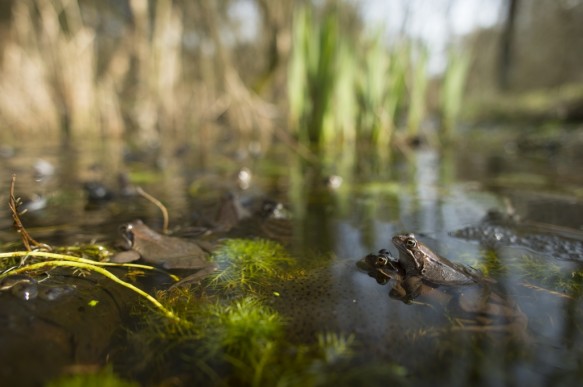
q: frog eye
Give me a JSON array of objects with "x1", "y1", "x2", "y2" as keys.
[
  {"x1": 119, "y1": 224, "x2": 135, "y2": 243},
  {"x1": 376, "y1": 256, "x2": 388, "y2": 266},
  {"x1": 405, "y1": 238, "x2": 417, "y2": 248}
]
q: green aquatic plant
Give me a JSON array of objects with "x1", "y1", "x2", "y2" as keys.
[
  {"x1": 518, "y1": 255, "x2": 583, "y2": 296},
  {"x1": 316, "y1": 332, "x2": 355, "y2": 364},
  {"x1": 127, "y1": 293, "x2": 285, "y2": 384},
  {"x1": 126, "y1": 291, "x2": 365, "y2": 386},
  {"x1": 212, "y1": 297, "x2": 283, "y2": 356},
  {"x1": 406, "y1": 44, "x2": 429, "y2": 137},
  {"x1": 209, "y1": 238, "x2": 295, "y2": 293},
  {"x1": 288, "y1": 6, "x2": 339, "y2": 146},
  {"x1": 473, "y1": 248, "x2": 507, "y2": 278},
  {"x1": 440, "y1": 47, "x2": 471, "y2": 139},
  {"x1": 355, "y1": 35, "x2": 407, "y2": 148},
  {"x1": 46, "y1": 366, "x2": 137, "y2": 387},
  {"x1": 209, "y1": 297, "x2": 285, "y2": 385}
]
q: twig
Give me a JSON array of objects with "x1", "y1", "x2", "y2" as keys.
[
  {"x1": 520, "y1": 281, "x2": 574, "y2": 300},
  {"x1": 8, "y1": 174, "x2": 51, "y2": 251},
  {"x1": 136, "y1": 186, "x2": 169, "y2": 234}
]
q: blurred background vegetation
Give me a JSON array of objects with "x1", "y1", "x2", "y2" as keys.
[{"x1": 0, "y1": 0, "x2": 581, "y2": 150}]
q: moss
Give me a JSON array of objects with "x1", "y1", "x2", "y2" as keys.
[
  {"x1": 46, "y1": 366, "x2": 137, "y2": 387},
  {"x1": 209, "y1": 238, "x2": 295, "y2": 293},
  {"x1": 211, "y1": 297, "x2": 283, "y2": 357},
  {"x1": 126, "y1": 289, "x2": 383, "y2": 386}
]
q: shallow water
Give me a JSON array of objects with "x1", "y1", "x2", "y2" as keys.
[{"x1": 1, "y1": 131, "x2": 583, "y2": 386}]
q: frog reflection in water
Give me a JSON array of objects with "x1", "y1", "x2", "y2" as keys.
[
  {"x1": 359, "y1": 233, "x2": 527, "y2": 332},
  {"x1": 112, "y1": 220, "x2": 217, "y2": 285}
]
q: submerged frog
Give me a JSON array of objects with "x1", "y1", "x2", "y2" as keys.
[{"x1": 112, "y1": 220, "x2": 217, "y2": 283}]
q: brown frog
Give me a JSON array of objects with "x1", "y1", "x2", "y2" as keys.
[
  {"x1": 392, "y1": 233, "x2": 481, "y2": 286},
  {"x1": 358, "y1": 234, "x2": 482, "y2": 302},
  {"x1": 112, "y1": 220, "x2": 217, "y2": 284},
  {"x1": 358, "y1": 233, "x2": 527, "y2": 333}
]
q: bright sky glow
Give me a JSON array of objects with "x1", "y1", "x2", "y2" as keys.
[
  {"x1": 229, "y1": 0, "x2": 505, "y2": 73},
  {"x1": 361, "y1": 0, "x2": 504, "y2": 72}
]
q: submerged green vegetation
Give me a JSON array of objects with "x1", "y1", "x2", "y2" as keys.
[
  {"x1": 1, "y1": 229, "x2": 402, "y2": 385},
  {"x1": 131, "y1": 290, "x2": 365, "y2": 385},
  {"x1": 209, "y1": 238, "x2": 295, "y2": 294},
  {"x1": 469, "y1": 248, "x2": 583, "y2": 297},
  {"x1": 120, "y1": 237, "x2": 391, "y2": 386},
  {"x1": 47, "y1": 366, "x2": 138, "y2": 387},
  {"x1": 517, "y1": 255, "x2": 583, "y2": 296}
]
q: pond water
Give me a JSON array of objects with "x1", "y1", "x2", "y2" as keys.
[{"x1": 1, "y1": 129, "x2": 582, "y2": 386}]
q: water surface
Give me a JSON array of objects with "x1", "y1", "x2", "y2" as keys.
[{"x1": 1, "y1": 131, "x2": 582, "y2": 386}]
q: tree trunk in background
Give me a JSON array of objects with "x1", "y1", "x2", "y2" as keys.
[
  {"x1": 498, "y1": 0, "x2": 519, "y2": 91},
  {"x1": 256, "y1": 0, "x2": 294, "y2": 100}
]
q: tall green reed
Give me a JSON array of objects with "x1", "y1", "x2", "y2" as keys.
[
  {"x1": 355, "y1": 35, "x2": 407, "y2": 148},
  {"x1": 440, "y1": 47, "x2": 471, "y2": 139},
  {"x1": 405, "y1": 44, "x2": 429, "y2": 137},
  {"x1": 288, "y1": 7, "x2": 340, "y2": 146},
  {"x1": 288, "y1": 6, "x2": 444, "y2": 151}
]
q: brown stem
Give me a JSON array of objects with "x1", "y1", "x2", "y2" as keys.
[
  {"x1": 9, "y1": 174, "x2": 51, "y2": 251},
  {"x1": 136, "y1": 186, "x2": 169, "y2": 234}
]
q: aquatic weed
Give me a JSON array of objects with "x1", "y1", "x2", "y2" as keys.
[
  {"x1": 517, "y1": 255, "x2": 583, "y2": 296},
  {"x1": 46, "y1": 366, "x2": 137, "y2": 387},
  {"x1": 209, "y1": 238, "x2": 295, "y2": 293},
  {"x1": 126, "y1": 290, "x2": 367, "y2": 385},
  {"x1": 211, "y1": 297, "x2": 284, "y2": 356},
  {"x1": 474, "y1": 248, "x2": 507, "y2": 278},
  {"x1": 316, "y1": 332, "x2": 355, "y2": 364},
  {"x1": 127, "y1": 293, "x2": 284, "y2": 384}
]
